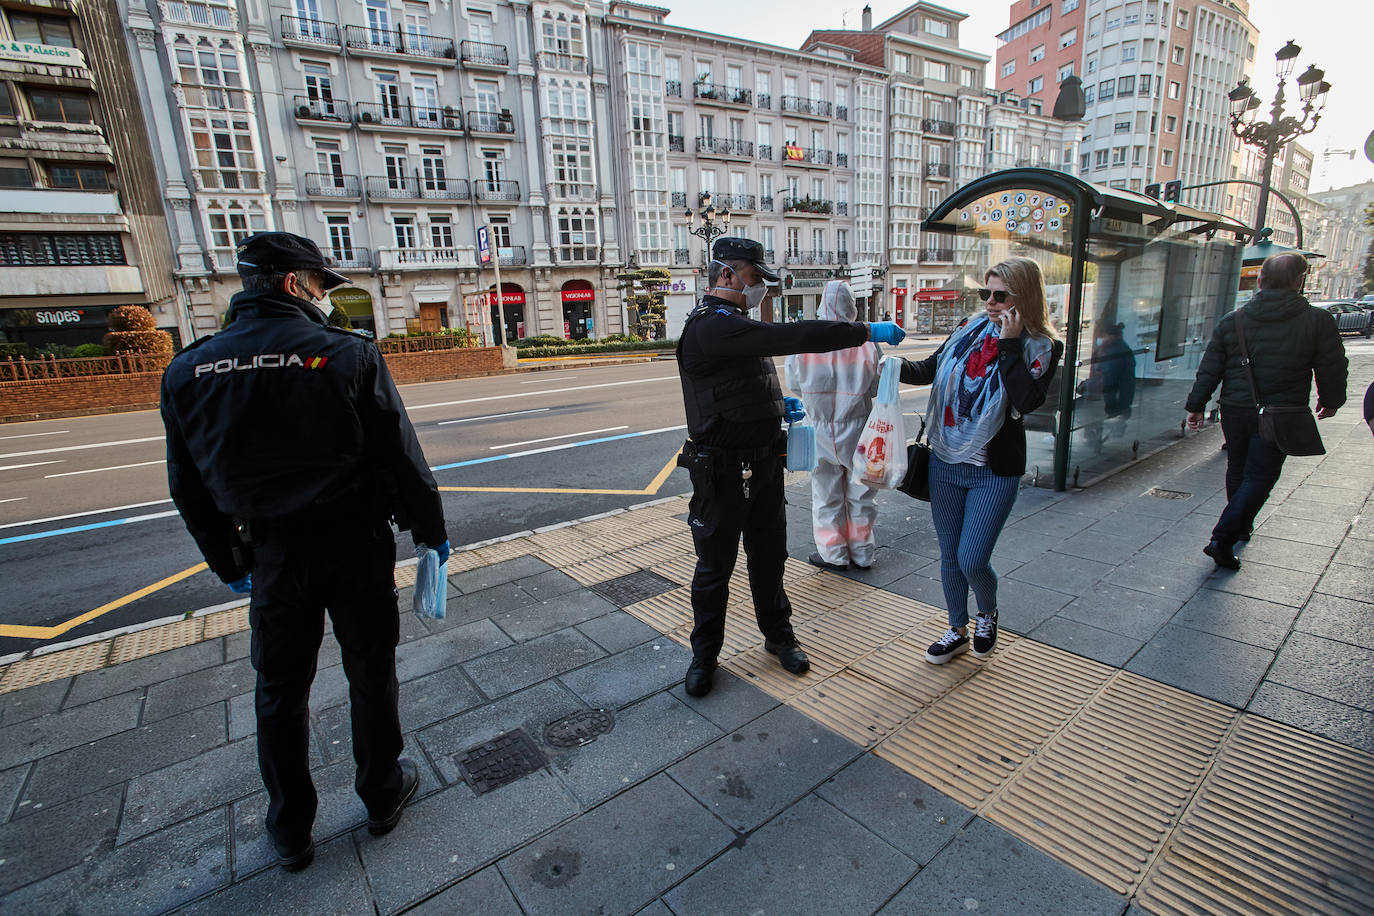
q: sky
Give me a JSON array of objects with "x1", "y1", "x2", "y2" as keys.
[{"x1": 663, "y1": 0, "x2": 1374, "y2": 192}]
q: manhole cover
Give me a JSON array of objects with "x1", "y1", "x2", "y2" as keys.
[
  {"x1": 454, "y1": 729, "x2": 547, "y2": 794},
  {"x1": 1146, "y1": 487, "x2": 1193, "y2": 500},
  {"x1": 544, "y1": 709, "x2": 615, "y2": 748},
  {"x1": 591, "y1": 569, "x2": 677, "y2": 607}
]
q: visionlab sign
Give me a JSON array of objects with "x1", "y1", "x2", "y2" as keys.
[{"x1": 0, "y1": 41, "x2": 86, "y2": 67}]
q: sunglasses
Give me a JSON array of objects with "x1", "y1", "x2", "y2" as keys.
[{"x1": 977, "y1": 288, "x2": 1011, "y2": 304}]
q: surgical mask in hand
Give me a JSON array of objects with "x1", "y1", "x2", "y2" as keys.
[{"x1": 743, "y1": 282, "x2": 768, "y2": 310}]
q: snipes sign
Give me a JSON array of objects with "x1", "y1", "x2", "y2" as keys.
[{"x1": 0, "y1": 41, "x2": 86, "y2": 67}]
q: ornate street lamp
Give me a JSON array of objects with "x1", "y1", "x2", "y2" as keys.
[
  {"x1": 683, "y1": 191, "x2": 731, "y2": 252},
  {"x1": 1227, "y1": 40, "x2": 1330, "y2": 242}
]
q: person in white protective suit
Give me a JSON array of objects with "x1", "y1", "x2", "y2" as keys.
[{"x1": 784, "y1": 280, "x2": 883, "y2": 571}]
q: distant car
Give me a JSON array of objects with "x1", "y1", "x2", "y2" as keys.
[
  {"x1": 1314, "y1": 300, "x2": 1373, "y2": 337},
  {"x1": 1359, "y1": 294, "x2": 1374, "y2": 309}
]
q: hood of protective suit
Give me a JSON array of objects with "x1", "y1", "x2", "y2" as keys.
[
  {"x1": 784, "y1": 281, "x2": 880, "y2": 427},
  {"x1": 817, "y1": 280, "x2": 857, "y2": 322}
]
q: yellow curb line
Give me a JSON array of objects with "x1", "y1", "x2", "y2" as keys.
[
  {"x1": 439, "y1": 452, "x2": 680, "y2": 496},
  {"x1": 0, "y1": 562, "x2": 208, "y2": 640}
]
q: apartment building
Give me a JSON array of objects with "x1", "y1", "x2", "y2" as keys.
[
  {"x1": 121, "y1": 0, "x2": 628, "y2": 341},
  {"x1": 1264, "y1": 141, "x2": 1318, "y2": 249},
  {"x1": 807, "y1": 2, "x2": 990, "y2": 327},
  {"x1": 0, "y1": 0, "x2": 175, "y2": 351},
  {"x1": 603, "y1": 3, "x2": 885, "y2": 324},
  {"x1": 983, "y1": 88, "x2": 1080, "y2": 174},
  {"x1": 994, "y1": 0, "x2": 1086, "y2": 106},
  {"x1": 1073, "y1": 0, "x2": 1255, "y2": 210},
  {"x1": 1310, "y1": 180, "x2": 1374, "y2": 299}
]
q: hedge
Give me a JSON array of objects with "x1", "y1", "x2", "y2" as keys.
[{"x1": 517, "y1": 339, "x2": 676, "y2": 359}]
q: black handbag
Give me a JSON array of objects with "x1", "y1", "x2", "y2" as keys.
[
  {"x1": 1233, "y1": 314, "x2": 1325, "y2": 456},
  {"x1": 896, "y1": 417, "x2": 932, "y2": 501}
]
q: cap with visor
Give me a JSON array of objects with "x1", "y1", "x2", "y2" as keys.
[{"x1": 236, "y1": 232, "x2": 350, "y2": 290}]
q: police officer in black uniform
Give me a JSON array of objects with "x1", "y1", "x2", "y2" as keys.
[
  {"x1": 676, "y1": 237, "x2": 906, "y2": 697},
  {"x1": 160, "y1": 232, "x2": 449, "y2": 872}
]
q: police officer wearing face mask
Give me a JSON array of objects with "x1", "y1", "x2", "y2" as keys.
[
  {"x1": 160, "y1": 232, "x2": 449, "y2": 872},
  {"x1": 676, "y1": 236, "x2": 906, "y2": 697}
]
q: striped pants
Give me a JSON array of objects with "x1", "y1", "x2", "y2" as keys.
[{"x1": 927, "y1": 454, "x2": 1021, "y2": 629}]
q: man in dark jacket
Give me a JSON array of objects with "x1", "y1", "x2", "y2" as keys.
[
  {"x1": 1185, "y1": 252, "x2": 1346, "y2": 570},
  {"x1": 161, "y1": 232, "x2": 449, "y2": 871},
  {"x1": 676, "y1": 236, "x2": 905, "y2": 697}
]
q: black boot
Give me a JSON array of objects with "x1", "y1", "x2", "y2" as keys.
[
  {"x1": 684, "y1": 657, "x2": 717, "y2": 697},
  {"x1": 764, "y1": 639, "x2": 811, "y2": 675},
  {"x1": 1204, "y1": 540, "x2": 1241, "y2": 570}
]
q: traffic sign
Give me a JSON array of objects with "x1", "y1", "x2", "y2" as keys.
[{"x1": 477, "y1": 226, "x2": 491, "y2": 265}]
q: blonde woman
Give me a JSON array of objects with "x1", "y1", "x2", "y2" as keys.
[{"x1": 898, "y1": 257, "x2": 1064, "y2": 663}]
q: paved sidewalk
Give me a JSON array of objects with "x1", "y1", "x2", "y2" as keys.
[{"x1": 1, "y1": 371, "x2": 1372, "y2": 914}]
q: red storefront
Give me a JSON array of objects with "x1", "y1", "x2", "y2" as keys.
[
  {"x1": 488, "y1": 282, "x2": 525, "y2": 342},
  {"x1": 560, "y1": 280, "x2": 594, "y2": 340}
]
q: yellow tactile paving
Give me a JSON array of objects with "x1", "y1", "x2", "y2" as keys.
[
  {"x1": 202, "y1": 605, "x2": 250, "y2": 639},
  {"x1": 648, "y1": 555, "x2": 696, "y2": 586},
  {"x1": 393, "y1": 565, "x2": 418, "y2": 589},
  {"x1": 563, "y1": 554, "x2": 641, "y2": 586},
  {"x1": 473, "y1": 538, "x2": 535, "y2": 565},
  {"x1": 721, "y1": 648, "x2": 812, "y2": 702},
  {"x1": 784, "y1": 572, "x2": 876, "y2": 614},
  {"x1": 536, "y1": 541, "x2": 610, "y2": 568},
  {"x1": 621, "y1": 589, "x2": 693, "y2": 635},
  {"x1": 109, "y1": 618, "x2": 204, "y2": 665},
  {"x1": 852, "y1": 626, "x2": 981, "y2": 707},
  {"x1": 612, "y1": 539, "x2": 688, "y2": 570},
  {"x1": 446, "y1": 549, "x2": 488, "y2": 574},
  {"x1": 789, "y1": 670, "x2": 924, "y2": 748},
  {"x1": 0, "y1": 642, "x2": 109, "y2": 692},
  {"x1": 984, "y1": 673, "x2": 1236, "y2": 895},
  {"x1": 526, "y1": 526, "x2": 584, "y2": 549},
  {"x1": 1136, "y1": 716, "x2": 1374, "y2": 915}
]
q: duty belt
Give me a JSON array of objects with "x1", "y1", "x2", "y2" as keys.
[{"x1": 677, "y1": 438, "x2": 779, "y2": 467}]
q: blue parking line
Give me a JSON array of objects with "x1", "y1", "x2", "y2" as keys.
[{"x1": 0, "y1": 511, "x2": 180, "y2": 546}]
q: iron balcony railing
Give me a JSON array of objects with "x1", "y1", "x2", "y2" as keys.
[
  {"x1": 280, "y1": 14, "x2": 339, "y2": 46},
  {"x1": 760, "y1": 196, "x2": 774, "y2": 211},
  {"x1": 780, "y1": 96, "x2": 833, "y2": 117},
  {"x1": 364, "y1": 175, "x2": 470, "y2": 200},
  {"x1": 497, "y1": 245, "x2": 526, "y2": 266},
  {"x1": 695, "y1": 137, "x2": 754, "y2": 158},
  {"x1": 716, "y1": 193, "x2": 756, "y2": 211},
  {"x1": 837, "y1": 250, "x2": 849, "y2": 264},
  {"x1": 343, "y1": 25, "x2": 455, "y2": 59},
  {"x1": 925, "y1": 162, "x2": 952, "y2": 178},
  {"x1": 328, "y1": 246, "x2": 371, "y2": 269},
  {"x1": 474, "y1": 179, "x2": 521, "y2": 201},
  {"x1": 665, "y1": 80, "x2": 682, "y2": 98},
  {"x1": 671, "y1": 191, "x2": 687, "y2": 208},
  {"x1": 538, "y1": 51, "x2": 586, "y2": 72},
  {"x1": 466, "y1": 110, "x2": 515, "y2": 135},
  {"x1": 836, "y1": 105, "x2": 849, "y2": 121},
  {"x1": 782, "y1": 146, "x2": 833, "y2": 166},
  {"x1": 460, "y1": 40, "x2": 509, "y2": 68},
  {"x1": 763, "y1": 248, "x2": 775, "y2": 262},
  {"x1": 756, "y1": 93, "x2": 771, "y2": 109},
  {"x1": 835, "y1": 201, "x2": 849, "y2": 216},
  {"x1": 782, "y1": 196, "x2": 833, "y2": 215},
  {"x1": 693, "y1": 82, "x2": 751, "y2": 105},
  {"x1": 921, "y1": 118, "x2": 955, "y2": 136},
  {"x1": 757, "y1": 144, "x2": 773, "y2": 160},
  {"x1": 836, "y1": 153, "x2": 849, "y2": 168},
  {"x1": 354, "y1": 102, "x2": 461, "y2": 131},
  {"x1": 673, "y1": 248, "x2": 691, "y2": 265},
  {"x1": 668, "y1": 134, "x2": 684, "y2": 152},
  {"x1": 293, "y1": 94, "x2": 349, "y2": 123},
  {"x1": 304, "y1": 172, "x2": 361, "y2": 198},
  {"x1": 922, "y1": 247, "x2": 955, "y2": 262}
]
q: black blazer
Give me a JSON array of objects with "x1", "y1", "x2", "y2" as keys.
[{"x1": 900, "y1": 329, "x2": 1064, "y2": 478}]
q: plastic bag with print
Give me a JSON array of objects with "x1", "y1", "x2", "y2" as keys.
[{"x1": 852, "y1": 357, "x2": 907, "y2": 489}]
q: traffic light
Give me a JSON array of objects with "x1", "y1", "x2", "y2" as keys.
[
  {"x1": 1163, "y1": 180, "x2": 1182, "y2": 202},
  {"x1": 1144, "y1": 183, "x2": 1161, "y2": 200}
]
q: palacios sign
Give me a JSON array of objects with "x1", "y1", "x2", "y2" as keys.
[{"x1": 0, "y1": 41, "x2": 86, "y2": 67}]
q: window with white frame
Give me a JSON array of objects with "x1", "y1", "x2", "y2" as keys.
[
  {"x1": 960, "y1": 67, "x2": 975, "y2": 87},
  {"x1": 314, "y1": 138, "x2": 343, "y2": 185},
  {"x1": 1057, "y1": 62, "x2": 1075, "y2": 82},
  {"x1": 760, "y1": 226, "x2": 774, "y2": 257},
  {"x1": 429, "y1": 213, "x2": 453, "y2": 249},
  {"x1": 541, "y1": 11, "x2": 584, "y2": 57},
  {"x1": 893, "y1": 52, "x2": 910, "y2": 74},
  {"x1": 1122, "y1": 45, "x2": 1136, "y2": 61},
  {"x1": 1028, "y1": 76, "x2": 1044, "y2": 93},
  {"x1": 556, "y1": 208, "x2": 597, "y2": 261},
  {"x1": 1060, "y1": 28, "x2": 1077, "y2": 48},
  {"x1": 174, "y1": 37, "x2": 245, "y2": 110},
  {"x1": 786, "y1": 226, "x2": 800, "y2": 256},
  {"x1": 1168, "y1": 80, "x2": 1180, "y2": 100},
  {"x1": 1029, "y1": 44, "x2": 1045, "y2": 63},
  {"x1": 163, "y1": 0, "x2": 233, "y2": 28},
  {"x1": 467, "y1": 8, "x2": 494, "y2": 44},
  {"x1": 325, "y1": 214, "x2": 353, "y2": 260},
  {"x1": 489, "y1": 215, "x2": 511, "y2": 248},
  {"x1": 384, "y1": 144, "x2": 407, "y2": 188},
  {"x1": 365, "y1": 0, "x2": 391, "y2": 44},
  {"x1": 404, "y1": 2, "x2": 431, "y2": 53},
  {"x1": 205, "y1": 199, "x2": 265, "y2": 265},
  {"x1": 302, "y1": 62, "x2": 335, "y2": 113},
  {"x1": 411, "y1": 74, "x2": 439, "y2": 124},
  {"x1": 1161, "y1": 148, "x2": 1174, "y2": 166},
  {"x1": 188, "y1": 112, "x2": 260, "y2": 190},
  {"x1": 923, "y1": 60, "x2": 949, "y2": 81},
  {"x1": 375, "y1": 70, "x2": 401, "y2": 117},
  {"x1": 481, "y1": 148, "x2": 503, "y2": 187},
  {"x1": 420, "y1": 145, "x2": 446, "y2": 190},
  {"x1": 1001, "y1": 59, "x2": 1015, "y2": 78},
  {"x1": 924, "y1": 18, "x2": 949, "y2": 37},
  {"x1": 550, "y1": 137, "x2": 592, "y2": 199},
  {"x1": 392, "y1": 214, "x2": 417, "y2": 248}
]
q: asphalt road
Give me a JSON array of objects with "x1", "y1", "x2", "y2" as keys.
[{"x1": 0, "y1": 340, "x2": 939, "y2": 655}]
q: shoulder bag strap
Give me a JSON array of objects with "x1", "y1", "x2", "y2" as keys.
[{"x1": 1232, "y1": 312, "x2": 1263, "y2": 409}]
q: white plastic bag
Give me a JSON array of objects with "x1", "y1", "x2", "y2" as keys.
[
  {"x1": 412, "y1": 545, "x2": 448, "y2": 619},
  {"x1": 785, "y1": 420, "x2": 817, "y2": 472},
  {"x1": 852, "y1": 357, "x2": 907, "y2": 489}
]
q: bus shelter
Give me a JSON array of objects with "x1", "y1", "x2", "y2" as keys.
[{"x1": 921, "y1": 168, "x2": 1251, "y2": 490}]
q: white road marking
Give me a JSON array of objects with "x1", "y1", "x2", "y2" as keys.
[
  {"x1": 0, "y1": 497, "x2": 26, "y2": 504},
  {"x1": 409, "y1": 376, "x2": 677, "y2": 411},
  {"x1": 0, "y1": 498, "x2": 174, "y2": 531},
  {"x1": 437, "y1": 407, "x2": 550, "y2": 426},
  {"x1": 0, "y1": 460, "x2": 63, "y2": 472},
  {"x1": 0, "y1": 430, "x2": 69, "y2": 441},
  {"x1": 520, "y1": 376, "x2": 576, "y2": 384},
  {"x1": 45, "y1": 459, "x2": 166, "y2": 479},
  {"x1": 490, "y1": 426, "x2": 629, "y2": 450},
  {"x1": 0, "y1": 436, "x2": 164, "y2": 461}
]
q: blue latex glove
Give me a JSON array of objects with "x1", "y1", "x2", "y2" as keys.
[
  {"x1": 227, "y1": 574, "x2": 252, "y2": 594},
  {"x1": 869, "y1": 322, "x2": 906, "y2": 345},
  {"x1": 429, "y1": 539, "x2": 451, "y2": 565},
  {"x1": 783, "y1": 396, "x2": 806, "y2": 423}
]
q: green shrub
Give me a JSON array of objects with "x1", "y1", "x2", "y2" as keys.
[
  {"x1": 517, "y1": 339, "x2": 675, "y2": 359},
  {"x1": 36, "y1": 344, "x2": 80, "y2": 359},
  {"x1": 72, "y1": 343, "x2": 107, "y2": 358},
  {"x1": 0, "y1": 342, "x2": 32, "y2": 359}
]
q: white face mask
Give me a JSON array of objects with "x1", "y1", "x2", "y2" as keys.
[{"x1": 743, "y1": 282, "x2": 768, "y2": 310}]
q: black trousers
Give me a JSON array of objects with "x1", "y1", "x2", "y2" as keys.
[
  {"x1": 248, "y1": 514, "x2": 404, "y2": 847},
  {"x1": 1213, "y1": 408, "x2": 1286, "y2": 547},
  {"x1": 686, "y1": 453, "x2": 796, "y2": 661}
]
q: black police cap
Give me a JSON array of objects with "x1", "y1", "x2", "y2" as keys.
[
  {"x1": 236, "y1": 232, "x2": 349, "y2": 290},
  {"x1": 711, "y1": 236, "x2": 779, "y2": 283}
]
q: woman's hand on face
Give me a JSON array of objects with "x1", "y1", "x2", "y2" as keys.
[{"x1": 999, "y1": 305, "x2": 1024, "y2": 339}]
